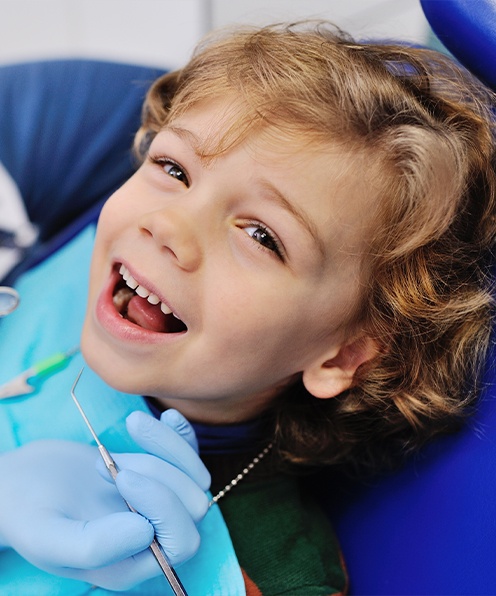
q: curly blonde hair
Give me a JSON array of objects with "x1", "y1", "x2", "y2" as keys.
[{"x1": 134, "y1": 22, "x2": 496, "y2": 474}]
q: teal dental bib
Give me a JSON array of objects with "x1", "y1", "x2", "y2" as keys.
[{"x1": 0, "y1": 225, "x2": 245, "y2": 596}]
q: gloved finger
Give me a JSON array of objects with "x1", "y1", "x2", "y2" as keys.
[
  {"x1": 116, "y1": 469, "x2": 201, "y2": 567},
  {"x1": 96, "y1": 453, "x2": 209, "y2": 522},
  {"x1": 125, "y1": 411, "x2": 210, "y2": 491},
  {"x1": 28, "y1": 511, "x2": 154, "y2": 570},
  {"x1": 160, "y1": 408, "x2": 199, "y2": 452}
]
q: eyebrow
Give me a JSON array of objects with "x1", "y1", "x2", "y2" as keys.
[
  {"x1": 258, "y1": 179, "x2": 327, "y2": 258},
  {"x1": 166, "y1": 124, "x2": 327, "y2": 257},
  {"x1": 167, "y1": 125, "x2": 203, "y2": 154}
]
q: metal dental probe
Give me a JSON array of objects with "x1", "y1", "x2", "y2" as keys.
[{"x1": 71, "y1": 368, "x2": 188, "y2": 596}]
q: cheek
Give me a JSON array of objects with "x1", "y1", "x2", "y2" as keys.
[
  {"x1": 203, "y1": 284, "x2": 327, "y2": 374},
  {"x1": 98, "y1": 173, "x2": 145, "y2": 229},
  {"x1": 90, "y1": 190, "x2": 135, "y2": 265},
  {"x1": 86, "y1": 201, "x2": 125, "y2": 308},
  {"x1": 97, "y1": 191, "x2": 129, "y2": 232}
]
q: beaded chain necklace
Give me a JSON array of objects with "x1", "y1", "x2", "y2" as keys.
[{"x1": 209, "y1": 442, "x2": 274, "y2": 506}]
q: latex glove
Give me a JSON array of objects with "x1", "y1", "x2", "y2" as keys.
[
  {"x1": 0, "y1": 410, "x2": 210, "y2": 591},
  {"x1": 97, "y1": 409, "x2": 212, "y2": 565}
]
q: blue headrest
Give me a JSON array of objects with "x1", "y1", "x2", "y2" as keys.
[
  {"x1": 0, "y1": 59, "x2": 165, "y2": 242},
  {"x1": 0, "y1": 59, "x2": 165, "y2": 282},
  {"x1": 421, "y1": 0, "x2": 496, "y2": 90}
]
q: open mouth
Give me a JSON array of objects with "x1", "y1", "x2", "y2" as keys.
[{"x1": 112, "y1": 264, "x2": 187, "y2": 334}]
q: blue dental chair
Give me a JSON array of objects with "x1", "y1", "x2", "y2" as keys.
[{"x1": 0, "y1": 1, "x2": 495, "y2": 593}]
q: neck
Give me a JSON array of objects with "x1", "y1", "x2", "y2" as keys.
[{"x1": 153, "y1": 387, "x2": 281, "y2": 426}]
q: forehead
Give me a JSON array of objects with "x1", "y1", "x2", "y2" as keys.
[
  {"x1": 166, "y1": 95, "x2": 260, "y2": 160},
  {"x1": 166, "y1": 95, "x2": 363, "y2": 170}
]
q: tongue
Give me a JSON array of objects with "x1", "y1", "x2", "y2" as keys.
[{"x1": 126, "y1": 295, "x2": 167, "y2": 332}]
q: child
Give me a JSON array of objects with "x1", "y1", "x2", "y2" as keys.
[{"x1": 0, "y1": 20, "x2": 495, "y2": 595}]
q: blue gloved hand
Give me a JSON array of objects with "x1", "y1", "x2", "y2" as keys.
[
  {"x1": 0, "y1": 409, "x2": 210, "y2": 591},
  {"x1": 97, "y1": 409, "x2": 211, "y2": 567}
]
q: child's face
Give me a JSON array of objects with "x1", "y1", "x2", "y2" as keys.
[{"x1": 82, "y1": 100, "x2": 376, "y2": 423}]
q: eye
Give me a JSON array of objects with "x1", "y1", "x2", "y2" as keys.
[
  {"x1": 244, "y1": 223, "x2": 284, "y2": 260},
  {"x1": 149, "y1": 155, "x2": 190, "y2": 187}
]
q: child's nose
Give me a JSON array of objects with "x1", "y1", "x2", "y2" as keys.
[{"x1": 138, "y1": 207, "x2": 202, "y2": 272}]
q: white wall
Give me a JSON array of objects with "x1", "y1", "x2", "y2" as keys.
[
  {"x1": 0, "y1": 0, "x2": 434, "y2": 69},
  {"x1": 0, "y1": 0, "x2": 211, "y2": 69},
  {"x1": 213, "y1": 0, "x2": 431, "y2": 45}
]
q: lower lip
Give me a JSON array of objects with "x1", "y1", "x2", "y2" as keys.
[{"x1": 94, "y1": 268, "x2": 185, "y2": 345}]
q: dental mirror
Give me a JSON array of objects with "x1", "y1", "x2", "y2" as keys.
[{"x1": 0, "y1": 286, "x2": 20, "y2": 316}]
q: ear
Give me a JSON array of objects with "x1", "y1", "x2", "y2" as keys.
[{"x1": 302, "y1": 335, "x2": 378, "y2": 399}]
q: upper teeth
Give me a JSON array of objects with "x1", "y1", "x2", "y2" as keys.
[{"x1": 119, "y1": 264, "x2": 173, "y2": 316}]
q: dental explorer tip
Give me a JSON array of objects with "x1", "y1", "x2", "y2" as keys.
[{"x1": 70, "y1": 367, "x2": 102, "y2": 446}]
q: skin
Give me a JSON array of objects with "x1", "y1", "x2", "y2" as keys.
[{"x1": 82, "y1": 100, "x2": 378, "y2": 424}]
